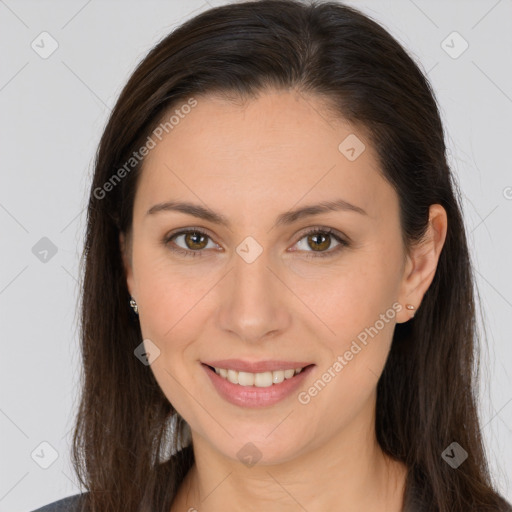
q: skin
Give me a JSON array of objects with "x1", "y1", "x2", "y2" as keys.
[{"x1": 120, "y1": 88, "x2": 447, "y2": 512}]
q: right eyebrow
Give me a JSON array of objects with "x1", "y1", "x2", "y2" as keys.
[{"x1": 146, "y1": 201, "x2": 231, "y2": 227}]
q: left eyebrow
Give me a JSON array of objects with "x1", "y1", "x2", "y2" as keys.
[
  {"x1": 274, "y1": 198, "x2": 367, "y2": 227},
  {"x1": 145, "y1": 198, "x2": 367, "y2": 229}
]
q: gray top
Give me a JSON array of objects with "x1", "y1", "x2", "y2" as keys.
[
  {"x1": 30, "y1": 493, "x2": 86, "y2": 512},
  {"x1": 30, "y1": 486, "x2": 512, "y2": 511}
]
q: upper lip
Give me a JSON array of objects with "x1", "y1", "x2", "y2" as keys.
[{"x1": 202, "y1": 359, "x2": 314, "y2": 373}]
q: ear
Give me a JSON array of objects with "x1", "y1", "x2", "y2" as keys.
[
  {"x1": 396, "y1": 204, "x2": 448, "y2": 323},
  {"x1": 119, "y1": 231, "x2": 135, "y2": 298}
]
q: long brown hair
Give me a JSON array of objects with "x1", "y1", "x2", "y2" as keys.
[{"x1": 72, "y1": 1, "x2": 511, "y2": 510}]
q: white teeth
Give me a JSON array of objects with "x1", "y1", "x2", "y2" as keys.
[
  {"x1": 284, "y1": 369, "x2": 295, "y2": 379},
  {"x1": 227, "y1": 369, "x2": 239, "y2": 384},
  {"x1": 238, "y1": 371, "x2": 254, "y2": 386},
  {"x1": 211, "y1": 366, "x2": 305, "y2": 386},
  {"x1": 272, "y1": 370, "x2": 285, "y2": 384},
  {"x1": 254, "y1": 371, "x2": 273, "y2": 387}
]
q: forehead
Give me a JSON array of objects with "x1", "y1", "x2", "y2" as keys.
[{"x1": 134, "y1": 89, "x2": 394, "y2": 222}]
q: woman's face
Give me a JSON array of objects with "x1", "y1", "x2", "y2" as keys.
[{"x1": 121, "y1": 89, "x2": 413, "y2": 464}]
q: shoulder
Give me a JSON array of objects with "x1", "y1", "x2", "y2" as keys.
[{"x1": 30, "y1": 492, "x2": 88, "y2": 512}]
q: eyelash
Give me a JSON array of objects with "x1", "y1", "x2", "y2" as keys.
[{"x1": 163, "y1": 227, "x2": 349, "y2": 259}]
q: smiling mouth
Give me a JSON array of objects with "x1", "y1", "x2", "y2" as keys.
[{"x1": 204, "y1": 364, "x2": 314, "y2": 387}]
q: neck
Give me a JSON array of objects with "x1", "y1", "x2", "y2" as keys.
[{"x1": 171, "y1": 398, "x2": 407, "y2": 512}]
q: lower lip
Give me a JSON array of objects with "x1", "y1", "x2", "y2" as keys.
[{"x1": 202, "y1": 363, "x2": 315, "y2": 408}]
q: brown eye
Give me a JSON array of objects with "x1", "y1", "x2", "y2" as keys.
[
  {"x1": 307, "y1": 232, "x2": 332, "y2": 252},
  {"x1": 164, "y1": 228, "x2": 217, "y2": 257},
  {"x1": 293, "y1": 228, "x2": 349, "y2": 258},
  {"x1": 183, "y1": 231, "x2": 209, "y2": 250}
]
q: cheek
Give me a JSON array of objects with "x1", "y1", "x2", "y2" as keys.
[
  {"x1": 132, "y1": 251, "x2": 224, "y2": 413},
  {"x1": 132, "y1": 238, "x2": 214, "y2": 341},
  {"x1": 134, "y1": 261, "x2": 211, "y2": 419},
  {"x1": 137, "y1": 271, "x2": 205, "y2": 353},
  {"x1": 292, "y1": 246, "x2": 401, "y2": 417},
  {"x1": 290, "y1": 244, "x2": 402, "y2": 343},
  {"x1": 296, "y1": 304, "x2": 396, "y2": 435}
]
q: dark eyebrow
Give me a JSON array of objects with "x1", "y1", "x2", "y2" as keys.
[
  {"x1": 146, "y1": 201, "x2": 231, "y2": 227},
  {"x1": 274, "y1": 199, "x2": 367, "y2": 227},
  {"x1": 145, "y1": 198, "x2": 367, "y2": 228}
]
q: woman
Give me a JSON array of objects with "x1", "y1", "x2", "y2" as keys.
[{"x1": 32, "y1": 0, "x2": 511, "y2": 511}]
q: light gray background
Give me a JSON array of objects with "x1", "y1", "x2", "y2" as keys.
[{"x1": 1, "y1": 0, "x2": 511, "y2": 510}]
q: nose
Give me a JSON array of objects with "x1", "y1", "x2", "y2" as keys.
[{"x1": 216, "y1": 245, "x2": 291, "y2": 344}]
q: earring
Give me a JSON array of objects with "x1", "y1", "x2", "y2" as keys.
[
  {"x1": 406, "y1": 304, "x2": 415, "y2": 317},
  {"x1": 129, "y1": 297, "x2": 138, "y2": 315}
]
